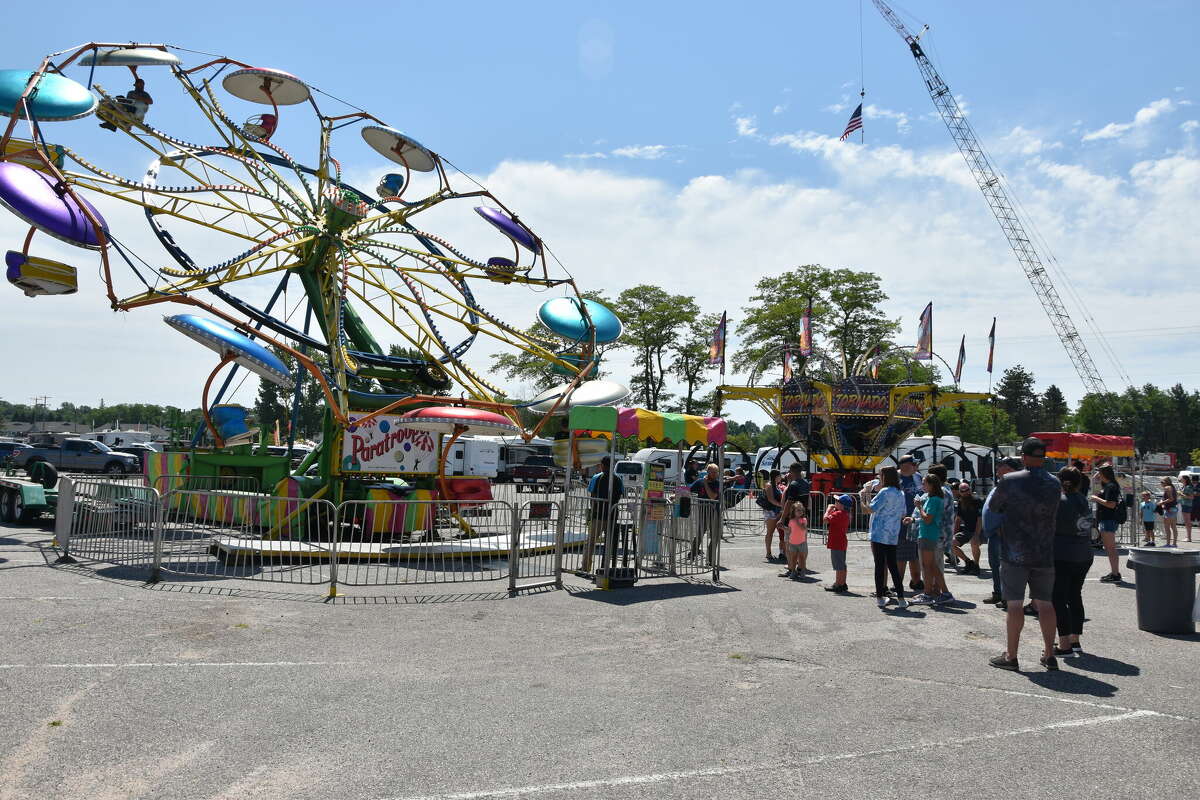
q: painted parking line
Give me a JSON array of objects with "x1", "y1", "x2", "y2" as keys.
[
  {"x1": 385, "y1": 709, "x2": 1163, "y2": 800},
  {"x1": 0, "y1": 661, "x2": 358, "y2": 670}
]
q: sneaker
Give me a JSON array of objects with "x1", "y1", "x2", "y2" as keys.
[
  {"x1": 1141, "y1": 540, "x2": 1153, "y2": 547},
  {"x1": 895, "y1": 597, "x2": 908, "y2": 609},
  {"x1": 935, "y1": 591, "x2": 954, "y2": 605},
  {"x1": 982, "y1": 593, "x2": 1003, "y2": 604},
  {"x1": 823, "y1": 583, "x2": 845, "y2": 592},
  {"x1": 1071, "y1": 644, "x2": 1083, "y2": 656},
  {"x1": 909, "y1": 579, "x2": 925, "y2": 592},
  {"x1": 779, "y1": 570, "x2": 794, "y2": 578},
  {"x1": 1098, "y1": 573, "x2": 1121, "y2": 583},
  {"x1": 876, "y1": 595, "x2": 887, "y2": 608},
  {"x1": 1039, "y1": 655, "x2": 1059, "y2": 671},
  {"x1": 1053, "y1": 646, "x2": 1075, "y2": 658},
  {"x1": 909, "y1": 593, "x2": 934, "y2": 605},
  {"x1": 835, "y1": 584, "x2": 850, "y2": 594},
  {"x1": 989, "y1": 653, "x2": 1019, "y2": 671},
  {"x1": 994, "y1": 600, "x2": 1007, "y2": 609}
]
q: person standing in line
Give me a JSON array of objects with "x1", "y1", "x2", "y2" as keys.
[
  {"x1": 689, "y1": 463, "x2": 722, "y2": 560},
  {"x1": 981, "y1": 457, "x2": 1022, "y2": 607},
  {"x1": 861, "y1": 466, "x2": 908, "y2": 609},
  {"x1": 1051, "y1": 466, "x2": 1094, "y2": 658},
  {"x1": 822, "y1": 494, "x2": 852, "y2": 593},
  {"x1": 683, "y1": 459, "x2": 700, "y2": 487},
  {"x1": 895, "y1": 455, "x2": 924, "y2": 591},
  {"x1": 775, "y1": 462, "x2": 811, "y2": 554},
  {"x1": 758, "y1": 469, "x2": 784, "y2": 562},
  {"x1": 582, "y1": 456, "x2": 624, "y2": 573},
  {"x1": 1180, "y1": 474, "x2": 1195, "y2": 543},
  {"x1": 988, "y1": 438, "x2": 1062, "y2": 672},
  {"x1": 1159, "y1": 477, "x2": 1179, "y2": 547},
  {"x1": 781, "y1": 501, "x2": 809, "y2": 580},
  {"x1": 926, "y1": 463, "x2": 958, "y2": 602},
  {"x1": 907, "y1": 473, "x2": 949, "y2": 605},
  {"x1": 1092, "y1": 466, "x2": 1124, "y2": 582},
  {"x1": 1139, "y1": 491, "x2": 1158, "y2": 546},
  {"x1": 951, "y1": 482, "x2": 983, "y2": 574}
]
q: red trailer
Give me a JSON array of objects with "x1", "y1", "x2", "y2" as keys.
[{"x1": 1029, "y1": 432, "x2": 1135, "y2": 464}]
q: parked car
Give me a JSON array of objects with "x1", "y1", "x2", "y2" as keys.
[
  {"x1": 112, "y1": 443, "x2": 157, "y2": 470},
  {"x1": 0, "y1": 442, "x2": 33, "y2": 466},
  {"x1": 19, "y1": 438, "x2": 140, "y2": 474},
  {"x1": 510, "y1": 455, "x2": 565, "y2": 493}
]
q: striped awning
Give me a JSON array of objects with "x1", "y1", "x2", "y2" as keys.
[{"x1": 568, "y1": 406, "x2": 726, "y2": 446}]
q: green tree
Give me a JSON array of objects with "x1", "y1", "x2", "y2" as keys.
[
  {"x1": 921, "y1": 401, "x2": 1018, "y2": 445},
  {"x1": 615, "y1": 285, "x2": 696, "y2": 410},
  {"x1": 1038, "y1": 384, "x2": 1069, "y2": 431},
  {"x1": 734, "y1": 264, "x2": 899, "y2": 382},
  {"x1": 995, "y1": 365, "x2": 1039, "y2": 435},
  {"x1": 668, "y1": 311, "x2": 722, "y2": 414}
]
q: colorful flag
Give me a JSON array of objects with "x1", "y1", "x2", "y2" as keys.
[
  {"x1": 915, "y1": 302, "x2": 933, "y2": 360},
  {"x1": 986, "y1": 317, "x2": 996, "y2": 373},
  {"x1": 954, "y1": 335, "x2": 965, "y2": 384},
  {"x1": 865, "y1": 343, "x2": 881, "y2": 379},
  {"x1": 708, "y1": 311, "x2": 727, "y2": 368},
  {"x1": 839, "y1": 103, "x2": 864, "y2": 141},
  {"x1": 798, "y1": 298, "x2": 813, "y2": 357},
  {"x1": 782, "y1": 348, "x2": 793, "y2": 383}
]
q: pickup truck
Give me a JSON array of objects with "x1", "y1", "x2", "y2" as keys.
[
  {"x1": 511, "y1": 455, "x2": 565, "y2": 493},
  {"x1": 19, "y1": 438, "x2": 140, "y2": 475}
]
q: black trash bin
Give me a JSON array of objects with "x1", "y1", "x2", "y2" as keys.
[{"x1": 1126, "y1": 548, "x2": 1200, "y2": 634}]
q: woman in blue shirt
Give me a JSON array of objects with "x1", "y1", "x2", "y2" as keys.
[{"x1": 861, "y1": 466, "x2": 908, "y2": 609}]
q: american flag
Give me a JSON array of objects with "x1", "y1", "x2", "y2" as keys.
[{"x1": 839, "y1": 103, "x2": 863, "y2": 141}]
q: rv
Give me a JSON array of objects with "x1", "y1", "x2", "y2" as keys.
[
  {"x1": 442, "y1": 437, "x2": 501, "y2": 478},
  {"x1": 474, "y1": 435, "x2": 553, "y2": 482},
  {"x1": 889, "y1": 436, "x2": 997, "y2": 488},
  {"x1": 81, "y1": 430, "x2": 163, "y2": 451},
  {"x1": 629, "y1": 447, "x2": 748, "y2": 485}
]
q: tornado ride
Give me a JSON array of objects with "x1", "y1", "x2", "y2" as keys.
[
  {"x1": 720, "y1": 346, "x2": 988, "y2": 492},
  {"x1": 0, "y1": 43, "x2": 627, "y2": 554}
]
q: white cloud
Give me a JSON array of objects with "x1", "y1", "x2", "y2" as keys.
[
  {"x1": 1081, "y1": 98, "x2": 1178, "y2": 142},
  {"x1": 610, "y1": 144, "x2": 673, "y2": 160},
  {"x1": 863, "y1": 103, "x2": 910, "y2": 134},
  {"x1": 565, "y1": 151, "x2": 607, "y2": 160},
  {"x1": 1182, "y1": 120, "x2": 1199, "y2": 133},
  {"x1": 772, "y1": 104, "x2": 787, "y2": 115},
  {"x1": 734, "y1": 116, "x2": 759, "y2": 137}
]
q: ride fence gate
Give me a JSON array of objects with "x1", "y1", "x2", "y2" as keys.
[{"x1": 51, "y1": 477, "x2": 720, "y2": 596}]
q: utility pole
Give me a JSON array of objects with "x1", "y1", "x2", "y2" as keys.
[{"x1": 30, "y1": 395, "x2": 50, "y2": 433}]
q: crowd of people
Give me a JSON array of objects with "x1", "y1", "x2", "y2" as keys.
[{"x1": 750, "y1": 437, "x2": 1176, "y2": 672}]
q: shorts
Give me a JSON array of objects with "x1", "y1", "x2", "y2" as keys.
[
  {"x1": 762, "y1": 508, "x2": 780, "y2": 520},
  {"x1": 918, "y1": 537, "x2": 941, "y2": 552},
  {"x1": 895, "y1": 528, "x2": 918, "y2": 561},
  {"x1": 953, "y1": 530, "x2": 974, "y2": 546},
  {"x1": 1098, "y1": 520, "x2": 1118, "y2": 533},
  {"x1": 787, "y1": 541, "x2": 808, "y2": 555},
  {"x1": 1000, "y1": 562, "x2": 1054, "y2": 603},
  {"x1": 829, "y1": 549, "x2": 847, "y2": 571},
  {"x1": 1143, "y1": 521, "x2": 1156, "y2": 533}
]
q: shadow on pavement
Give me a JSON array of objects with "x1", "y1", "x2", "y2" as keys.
[
  {"x1": 1148, "y1": 631, "x2": 1200, "y2": 643},
  {"x1": 1072, "y1": 652, "x2": 1141, "y2": 676},
  {"x1": 565, "y1": 580, "x2": 738, "y2": 605},
  {"x1": 1023, "y1": 669, "x2": 1118, "y2": 697}
]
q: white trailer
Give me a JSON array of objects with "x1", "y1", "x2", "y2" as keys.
[{"x1": 442, "y1": 437, "x2": 501, "y2": 478}]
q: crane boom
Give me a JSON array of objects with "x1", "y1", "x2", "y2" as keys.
[{"x1": 871, "y1": 0, "x2": 1108, "y2": 395}]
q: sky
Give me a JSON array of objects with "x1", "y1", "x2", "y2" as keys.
[{"x1": 2, "y1": 0, "x2": 1198, "y2": 424}]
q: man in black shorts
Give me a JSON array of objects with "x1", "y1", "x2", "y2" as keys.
[{"x1": 987, "y1": 438, "x2": 1062, "y2": 672}]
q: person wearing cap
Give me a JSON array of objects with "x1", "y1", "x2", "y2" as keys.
[
  {"x1": 981, "y1": 456, "x2": 1022, "y2": 605},
  {"x1": 987, "y1": 437, "x2": 1062, "y2": 672},
  {"x1": 582, "y1": 456, "x2": 624, "y2": 573},
  {"x1": 822, "y1": 494, "x2": 853, "y2": 592}
]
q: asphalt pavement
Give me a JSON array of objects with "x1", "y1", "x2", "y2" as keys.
[{"x1": 1, "y1": 517, "x2": 1198, "y2": 799}]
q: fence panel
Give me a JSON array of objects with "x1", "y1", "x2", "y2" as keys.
[
  {"x1": 158, "y1": 490, "x2": 336, "y2": 585},
  {"x1": 62, "y1": 477, "x2": 160, "y2": 568},
  {"x1": 510, "y1": 499, "x2": 562, "y2": 589},
  {"x1": 334, "y1": 499, "x2": 515, "y2": 586},
  {"x1": 152, "y1": 474, "x2": 260, "y2": 495},
  {"x1": 661, "y1": 496, "x2": 721, "y2": 577}
]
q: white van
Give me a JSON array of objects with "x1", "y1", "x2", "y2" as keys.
[
  {"x1": 890, "y1": 436, "x2": 997, "y2": 488},
  {"x1": 443, "y1": 437, "x2": 501, "y2": 478},
  {"x1": 630, "y1": 447, "x2": 745, "y2": 485}
]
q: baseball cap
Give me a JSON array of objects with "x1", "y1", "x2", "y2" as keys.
[
  {"x1": 999, "y1": 456, "x2": 1022, "y2": 471},
  {"x1": 837, "y1": 494, "x2": 854, "y2": 508},
  {"x1": 1020, "y1": 437, "x2": 1047, "y2": 458},
  {"x1": 897, "y1": 455, "x2": 916, "y2": 465}
]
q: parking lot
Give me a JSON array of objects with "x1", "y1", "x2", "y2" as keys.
[{"x1": 1, "y1": 513, "x2": 1197, "y2": 799}]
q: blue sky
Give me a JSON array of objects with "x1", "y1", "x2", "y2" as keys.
[{"x1": 2, "y1": 0, "x2": 1198, "y2": 419}]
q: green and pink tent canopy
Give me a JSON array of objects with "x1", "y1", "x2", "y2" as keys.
[{"x1": 568, "y1": 406, "x2": 726, "y2": 446}]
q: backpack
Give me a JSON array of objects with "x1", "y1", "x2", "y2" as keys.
[{"x1": 1114, "y1": 496, "x2": 1128, "y2": 525}]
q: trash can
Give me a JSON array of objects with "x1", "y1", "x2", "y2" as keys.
[{"x1": 1126, "y1": 548, "x2": 1200, "y2": 634}]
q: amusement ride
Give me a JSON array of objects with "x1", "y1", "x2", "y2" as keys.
[{"x1": 0, "y1": 42, "x2": 631, "y2": 510}]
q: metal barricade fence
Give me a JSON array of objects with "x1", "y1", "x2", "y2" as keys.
[
  {"x1": 557, "y1": 489, "x2": 596, "y2": 577},
  {"x1": 333, "y1": 499, "x2": 515, "y2": 587},
  {"x1": 510, "y1": 499, "x2": 562, "y2": 591},
  {"x1": 157, "y1": 489, "x2": 336, "y2": 585},
  {"x1": 663, "y1": 496, "x2": 721, "y2": 577},
  {"x1": 58, "y1": 477, "x2": 160, "y2": 568},
  {"x1": 152, "y1": 474, "x2": 261, "y2": 495}
]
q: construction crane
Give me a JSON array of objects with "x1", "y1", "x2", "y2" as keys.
[{"x1": 871, "y1": 0, "x2": 1110, "y2": 395}]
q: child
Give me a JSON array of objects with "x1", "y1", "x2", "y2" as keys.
[
  {"x1": 822, "y1": 494, "x2": 852, "y2": 592},
  {"x1": 781, "y1": 502, "x2": 809, "y2": 579},
  {"x1": 1140, "y1": 491, "x2": 1157, "y2": 546},
  {"x1": 906, "y1": 474, "x2": 948, "y2": 604}
]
